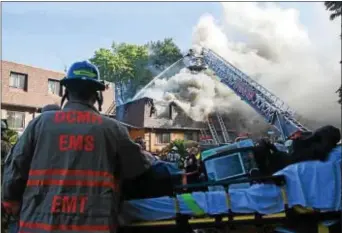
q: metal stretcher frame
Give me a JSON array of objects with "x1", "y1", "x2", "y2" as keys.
[{"x1": 119, "y1": 175, "x2": 341, "y2": 233}]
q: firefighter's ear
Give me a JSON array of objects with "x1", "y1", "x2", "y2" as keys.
[
  {"x1": 60, "y1": 90, "x2": 68, "y2": 108},
  {"x1": 96, "y1": 91, "x2": 103, "y2": 112}
]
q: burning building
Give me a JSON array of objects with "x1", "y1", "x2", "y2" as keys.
[{"x1": 114, "y1": 97, "x2": 239, "y2": 152}]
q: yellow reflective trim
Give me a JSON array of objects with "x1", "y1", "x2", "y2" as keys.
[
  {"x1": 233, "y1": 215, "x2": 255, "y2": 220},
  {"x1": 293, "y1": 205, "x2": 315, "y2": 214},
  {"x1": 174, "y1": 197, "x2": 180, "y2": 213},
  {"x1": 318, "y1": 223, "x2": 330, "y2": 233},
  {"x1": 225, "y1": 192, "x2": 231, "y2": 209},
  {"x1": 189, "y1": 218, "x2": 215, "y2": 224},
  {"x1": 129, "y1": 220, "x2": 176, "y2": 227},
  {"x1": 263, "y1": 213, "x2": 286, "y2": 219},
  {"x1": 128, "y1": 210, "x2": 329, "y2": 228},
  {"x1": 280, "y1": 187, "x2": 288, "y2": 205},
  {"x1": 222, "y1": 217, "x2": 229, "y2": 222}
]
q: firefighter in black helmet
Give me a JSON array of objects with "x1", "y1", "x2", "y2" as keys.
[{"x1": 2, "y1": 60, "x2": 152, "y2": 233}]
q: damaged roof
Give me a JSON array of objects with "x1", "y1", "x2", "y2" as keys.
[{"x1": 115, "y1": 97, "x2": 207, "y2": 130}]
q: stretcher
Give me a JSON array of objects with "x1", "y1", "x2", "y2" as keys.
[{"x1": 118, "y1": 160, "x2": 341, "y2": 233}]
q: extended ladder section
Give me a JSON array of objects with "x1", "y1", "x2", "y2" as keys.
[
  {"x1": 207, "y1": 117, "x2": 220, "y2": 144},
  {"x1": 201, "y1": 48, "x2": 310, "y2": 139},
  {"x1": 200, "y1": 129, "x2": 207, "y2": 138},
  {"x1": 105, "y1": 101, "x2": 116, "y2": 115},
  {"x1": 202, "y1": 48, "x2": 293, "y2": 115},
  {"x1": 217, "y1": 113, "x2": 230, "y2": 143},
  {"x1": 200, "y1": 128, "x2": 215, "y2": 144}
]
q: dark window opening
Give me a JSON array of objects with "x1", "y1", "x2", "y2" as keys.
[
  {"x1": 184, "y1": 132, "x2": 199, "y2": 141},
  {"x1": 48, "y1": 79, "x2": 63, "y2": 96},
  {"x1": 169, "y1": 104, "x2": 173, "y2": 119},
  {"x1": 9, "y1": 72, "x2": 28, "y2": 90}
]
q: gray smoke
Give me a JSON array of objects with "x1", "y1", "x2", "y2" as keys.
[
  {"x1": 141, "y1": 68, "x2": 236, "y2": 121},
  {"x1": 139, "y1": 2, "x2": 341, "y2": 132},
  {"x1": 192, "y1": 2, "x2": 341, "y2": 129}
]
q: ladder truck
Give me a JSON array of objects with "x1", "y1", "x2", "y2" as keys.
[{"x1": 187, "y1": 48, "x2": 311, "y2": 141}]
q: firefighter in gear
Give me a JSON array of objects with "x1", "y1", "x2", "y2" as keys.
[
  {"x1": 2, "y1": 60, "x2": 152, "y2": 233},
  {"x1": 1, "y1": 119, "x2": 11, "y2": 173},
  {"x1": 2, "y1": 119, "x2": 13, "y2": 233},
  {"x1": 40, "y1": 104, "x2": 61, "y2": 113}
]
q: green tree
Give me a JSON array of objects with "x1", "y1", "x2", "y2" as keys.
[
  {"x1": 3, "y1": 128, "x2": 19, "y2": 145},
  {"x1": 90, "y1": 38, "x2": 183, "y2": 101},
  {"x1": 148, "y1": 38, "x2": 183, "y2": 70},
  {"x1": 90, "y1": 43, "x2": 153, "y2": 99},
  {"x1": 324, "y1": 2, "x2": 342, "y2": 104}
]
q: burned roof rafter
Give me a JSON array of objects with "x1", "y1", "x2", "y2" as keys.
[{"x1": 116, "y1": 96, "x2": 209, "y2": 130}]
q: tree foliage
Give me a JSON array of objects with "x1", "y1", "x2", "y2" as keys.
[
  {"x1": 90, "y1": 38, "x2": 182, "y2": 100},
  {"x1": 3, "y1": 128, "x2": 19, "y2": 145},
  {"x1": 325, "y1": 1, "x2": 342, "y2": 20},
  {"x1": 148, "y1": 38, "x2": 183, "y2": 70},
  {"x1": 90, "y1": 43, "x2": 149, "y2": 84},
  {"x1": 90, "y1": 43, "x2": 152, "y2": 99},
  {"x1": 337, "y1": 87, "x2": 342, "y2": 104},
  {"x1": 324, "y1": 2, "x2": 342, "y2": 104}
]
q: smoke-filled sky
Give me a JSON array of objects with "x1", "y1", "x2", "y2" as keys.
[
  {"x1": 140, "y1": 2, "x2": 341, "y2": 129},
  {"x1": 3, "y1": 2, "x2": 341, "y2": 129}
]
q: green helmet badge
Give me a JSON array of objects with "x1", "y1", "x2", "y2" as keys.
[{"x1": 73, "y1": 69, "x2": 97, "y2": 78}]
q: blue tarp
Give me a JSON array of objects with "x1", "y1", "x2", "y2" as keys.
[
  {"x1": 120, "y1": 146, "x2": 342, "y2": 223},
  {"x1": 151, "y1": 159, "x2": 184, "y2": 177},
  {"x1": 120, "y1": 197, "x2": 175, "y2": 222}
]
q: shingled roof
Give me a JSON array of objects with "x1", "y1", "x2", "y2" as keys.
[{"x1": 115, "y1": 97, "x2": 207, "y2": 130}]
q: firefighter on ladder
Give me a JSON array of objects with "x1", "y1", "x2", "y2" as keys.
[{"x1": 1, "y1": 61, "x2": 152, "y2": 233}]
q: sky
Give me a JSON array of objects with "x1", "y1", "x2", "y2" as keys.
[
  {"x1": 2, "y1": 2, "x2": 223, "y2": 72},
  {"x1": 2, "y1": 1, "x2": 319, "y2": 73},
  {"x1": 2, "y1": 2, "x2": 341, "y2": 128}
]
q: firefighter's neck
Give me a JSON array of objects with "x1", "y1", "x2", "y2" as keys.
[{"x1": 68, "y1": 94, "x2": 96, "y2": 107}]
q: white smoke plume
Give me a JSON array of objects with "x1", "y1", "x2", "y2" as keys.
[
  {"x1": 142, "y1": 68, "x2": 236, "y2": 121},
  {"x1": 140, "y1": 2, "x2": 341, "y2": 130}
]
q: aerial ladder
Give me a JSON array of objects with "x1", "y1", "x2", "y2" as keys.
[
  {"x1": 200, "y1": 128, "x2": 215, "y2": 145},
  {"x1": 203, "y1": 114, "x2": 229, "y2": 144},
  {"x1": 105, "y1": 101, "x2": 116, "y2": 115},
  {"x1": 207, "y1": 117, "x2": 221, "y2": 144},
  {"x1": 217, "y1": 113, "x2": 230, "y2": 143},
  {"x1": 187, "y1": 48, "x2": 311, "y2": 140},
  {"x1": 200, "y1": 129, "x2": 206, "y2": 139}
]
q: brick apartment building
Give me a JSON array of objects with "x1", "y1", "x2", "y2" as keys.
[{"x1": 1, "y1": 60, "x2": 114, "y2": 134}]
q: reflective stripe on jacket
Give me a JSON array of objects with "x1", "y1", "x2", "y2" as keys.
[{"x1": 2, "y1": 101, "x2": 151, "y2": 233}]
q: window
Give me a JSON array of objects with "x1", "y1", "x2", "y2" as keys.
[
  {"x1": 169, "y1": 104, "x2": 173, "y2": 119},
  {"x1": 10, "y1": 72, "x2": 27, "y2": 90},
  {"x1": 48, "y1": 79, "x2": 62, "y2": 96},
  {"x1": 193, "y1": 132, "x2": 199, "y2": 142},
  {"x1": 184, "y1": 132, "x2": 193, "y2": 141},
  {"x1": 7, "y1": 111, "x2": 25, "y2": 129},
  {"x1": 156, "y1": 132, "x2": 171, "y2": 144},
  {"x1": 184, "y1": 132, "x2": 199, "y2": 141}
]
